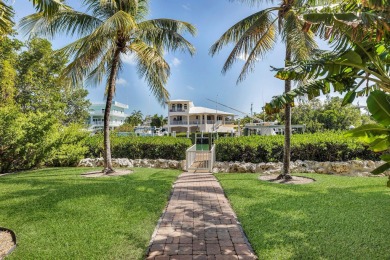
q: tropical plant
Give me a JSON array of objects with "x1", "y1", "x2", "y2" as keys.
[
  {"x1": 0, "y1": 1, "x2": 14, "y2": 35},
  {"x1": 210, "y1": 0, "x2": 318, "y2": 179},
  {"x1": 125, "y1": 110, "x2": 143, "y2": 126},
  {"x1": 20, "y1": 0, "x2": 196, "y2": 173},
  {"x1": 346, "y1": 90, "x2": 390, "y2": 187},
  {"x1": 266, "y1": 0, "x2": 389, "y2": 109}
]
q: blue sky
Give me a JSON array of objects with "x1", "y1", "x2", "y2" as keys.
[{"x1": 13, "y1": 0, "x2": 327, "y2": 117}]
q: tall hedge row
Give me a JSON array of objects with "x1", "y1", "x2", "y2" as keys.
[
  {"x1": 214, "y1": 132, "x2": 380, "y2": 162},
  {"x1": 85, "y1": 135, "x2": 192, "y2": 160}
]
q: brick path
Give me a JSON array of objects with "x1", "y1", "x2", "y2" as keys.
[{"x1": 146, "y1": 172, "x2": 257, "y2": 260}]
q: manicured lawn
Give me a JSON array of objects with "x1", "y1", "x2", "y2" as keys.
[
  {"x1": 0, "y1": 167, "x2": 181, "y2": 259},
  {"x1": 216, "y1": 173, "x2": 390, "y2": 260}
]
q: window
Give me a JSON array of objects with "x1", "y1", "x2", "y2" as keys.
[
  {"x1": 177, "y1": 116, "x2": 183, "y2": 121},
  {"x1": 184, "y1": 104, "x2": 188, "y2": 110},
  {"x1": 171, "y1": 104, "x2": 176, "y2": 111},
  {"x1": 177, "y1": 104, "x2": 183, "y2": 111},
  {"x1": 196, "y1": 116, "x2": 199, "y2": 119}
]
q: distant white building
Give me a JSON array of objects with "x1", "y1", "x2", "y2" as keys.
[
  {"x1": 88, "y1": 101, "x2": 128, "y2": 132},
  {"x1": 166, "y1": 100, "x2": 235, "y2": 133}
]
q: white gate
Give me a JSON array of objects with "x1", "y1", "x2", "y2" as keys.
[{"x1": 186, "y1": 144, "x2": 215, "y2": 172}]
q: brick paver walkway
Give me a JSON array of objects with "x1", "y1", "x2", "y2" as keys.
[{"x1": 146, "y1": 172, "x2": 257, "y2": 260}]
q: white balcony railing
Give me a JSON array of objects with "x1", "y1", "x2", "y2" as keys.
[
  {"x1": 170, "y1": 121, "x2": 188, "y2": 125},
  {"x1": 169, "y1": 109, "x2": 187, "y2": 112}
]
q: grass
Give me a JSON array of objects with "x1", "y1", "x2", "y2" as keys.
[
  {"x1": 0, "y1": 167, "x2": 181, "y2": 260},
  {"x1": 196, "y1": 144, "x2": 210, "y2": 151},
  {"x1": 216, "y1": 173, "x2": 390, "y2": 260}
]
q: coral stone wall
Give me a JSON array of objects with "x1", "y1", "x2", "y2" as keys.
[{"x1": 79, "y1": 158, "x2": 389, "y2": 176}]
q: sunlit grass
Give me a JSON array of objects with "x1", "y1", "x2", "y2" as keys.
[
  {"x1": 0, "y1": 167, "x2": 180, "y2": 259},
  {"x1": 216, "y1": 173, "x2": 390, "y2": 260}
]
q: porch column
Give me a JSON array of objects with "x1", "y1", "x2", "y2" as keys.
[{"x1": 187, "y1": 115, "x2": 190, "y2": 133}]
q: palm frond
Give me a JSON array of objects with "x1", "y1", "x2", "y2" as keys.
[
  {"x1": 139, "y1": 19, "x2": 196, "y2": 55},
  {"x1": 129, "y1": 40, "x2": 170, "y2": 105},
  {"x1": 0, "y1": 1, "x2": 14, "y2": 35},
  {"x1": 19, "y1": 10, "x2": 102, "y2": 38},
  {"x1": 30, "y1": 0, "x2": 70, "y2": 16},
  {"x1": 283, "y1": 10, "x2": 317, "y2": 61},
  {"x1": 210, "y1": 8, "x2": 278, "y2": 76}
]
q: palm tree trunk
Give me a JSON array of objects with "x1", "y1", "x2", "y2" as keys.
[
  {"x1": 278, "y1": 44, "x2": 292, "y2": 180},
  {"x1": 103, "y1": 48, "x2": 121, "y2": 174}
]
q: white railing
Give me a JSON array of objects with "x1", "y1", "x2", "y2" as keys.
[{"x1": 170, "y1": 121, "x2": 188, "y2": 125}]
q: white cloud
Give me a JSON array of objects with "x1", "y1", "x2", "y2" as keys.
[
  {"x1": 121, "y1": 53, "x2": 136, "y2": 65},
  {"x1": 237, "y1": 53, "x2": 249, "y2": 61},
  {"x1": 172, "y1": 57, "x2": 182, "y2": 67},
  {"x1": 116, "y1": 78, "x2": 127, "y2": 85},
  {"x1": 182, "y1": 4, "x2": 191, "y2": 10},
  {"x1": 187, "y1": 85, "x2": 194, "y2": 91},
  {"x1": 237, "y1": 52, "x2": 259, "y2": 62}
]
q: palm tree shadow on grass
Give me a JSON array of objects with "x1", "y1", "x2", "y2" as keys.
[
  {"x1": 0, "y1": 168, "x2": 179, "y2": 259},
  {"x1": 218, "y1": 174, "x2": 390, "y2": 259}
]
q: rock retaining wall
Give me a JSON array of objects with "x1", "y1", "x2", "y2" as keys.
[
  {"x1": 78, "y1": 158, "x2": 389, "y2": 176},
  {"x1": 212, "y1": 160, "x2": 390, "y2": 176},
  {"x1": 78, "y1": 158, "x2": 184, "y2": 170}
]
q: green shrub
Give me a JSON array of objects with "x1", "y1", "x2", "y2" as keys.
[
  {"x1": 215, "y1": 131, "x2": 380, "y2": 163},
  {"x1": 46, "y1": 124, "x2": 89, "y2": 167},
  {"x1": 0, "y1": 106, "x2": 59, "y2": 173},
  {"x1": 85, "y1": 135, "x2": 192, "y2": 160}
]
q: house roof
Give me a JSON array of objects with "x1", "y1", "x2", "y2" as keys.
[
  {"x1": 167, "y1": 99, "x2": 191, "y2": 102},
  {"x1": 189, "y1": 106, "x2": 234, "y2": 116}
]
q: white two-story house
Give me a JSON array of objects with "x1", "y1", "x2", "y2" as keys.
[
  {"x1": 88, "y1": 101, "x2": 128, "y2": 132},
  {"x1": 166, "y1": 100, "x2": 235, "y2": 133}
]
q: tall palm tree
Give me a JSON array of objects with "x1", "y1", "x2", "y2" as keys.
[
  {"x1": 20, "y1": 0, "x2": 196, "y2": 173},
  {"x1": 210, "y1": 0, "x2": 317, "y2": 179}
]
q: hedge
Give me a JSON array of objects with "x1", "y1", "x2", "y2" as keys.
[
  {"x1": 85, "y1": 135, "x2": 192, "y2": 161},
  {"x1": 214, "y1": 131, "x2": 380, "y2": 163}
]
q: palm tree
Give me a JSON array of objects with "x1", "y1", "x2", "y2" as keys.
[
  {"x1": 0, "y1": 1, "x2": 14, "y2": 35},
  {"x1": 210, "y1": 0, "x2": 317, "y2": 179},
  {"x1": 20, "y1": 0, "x2": 196, "y2": 173}
]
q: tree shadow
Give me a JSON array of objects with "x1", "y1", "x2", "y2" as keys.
[{"x1": 217, "y1": 174, "x2": 390, "y2": 259}]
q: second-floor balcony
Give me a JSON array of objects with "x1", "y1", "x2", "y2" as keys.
[
  {"x1": 170, "y1": 121, "x2": 188, "y2": 125},
  {"x1": 169, "y1": 109, "x2": 187, "y2": 112}
]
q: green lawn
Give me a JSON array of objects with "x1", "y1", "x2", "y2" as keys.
[
  {"x1": 0, "y1": 167, "x2": 180, "y2": 260},
  {"x1": 216, "y1": 173, "x2": 390, "y2": 260}
]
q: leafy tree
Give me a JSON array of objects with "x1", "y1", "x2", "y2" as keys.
[
  {"x1": 150, "y1": 114, "x2": 166, "y2": 128},
  {"x1": 0, "y1": 36, "x2": 22, "y2": 105},
  {"x1": 210, "y1": 0, "x2": 317, "y2": 179},
  {"x1": 125, "y1": 110, "x2": 143, "y2": 126},
  {"x1": 291, "y1": 97, "x2": 371, "y2": 132},
  {"x1": 21, "y1": 0, "x2": 196, "y2": 173},
  {"x1": 15, "y1": 38, "x2": 90, "y2": 125}
]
